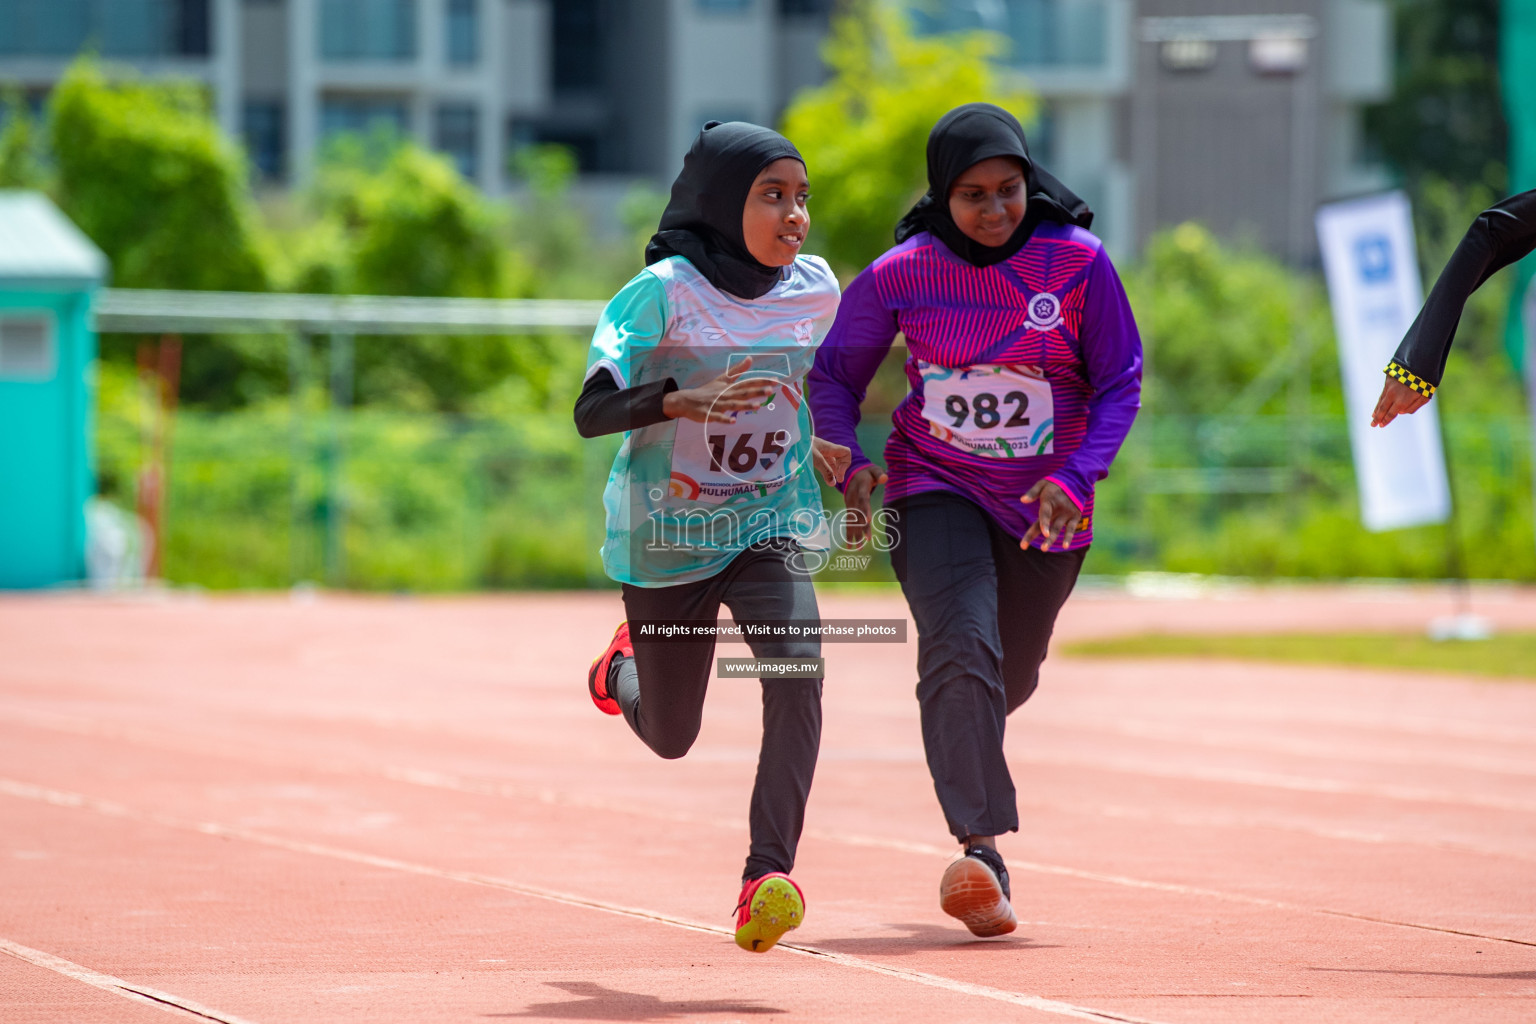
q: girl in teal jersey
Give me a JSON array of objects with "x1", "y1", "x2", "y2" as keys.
[{"x1": 575, "y1": 121, "x2": 848, "y2": 954}]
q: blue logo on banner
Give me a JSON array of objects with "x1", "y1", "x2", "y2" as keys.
[{"x1": 1354, "y1": 234, "x2": 1393, "y2": 284}]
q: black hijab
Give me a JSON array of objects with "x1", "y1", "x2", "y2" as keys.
[
  {"x1": 895, "y1": 103, "x2": 1093, "y2": 267},
  {"x1": 645, "y1": 121, "x2": 805, "y2": 300}
]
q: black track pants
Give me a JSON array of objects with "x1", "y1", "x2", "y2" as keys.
[
  {"x1": 887, "y1": 492, "x2": 1086, "y2": 841},
  {"x1": 615, "y1": 539, "x2": 823, "y2": 881}
]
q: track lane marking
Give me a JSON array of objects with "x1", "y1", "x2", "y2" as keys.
[
  {"x1": 4, "y1": 772, "x2": 1534, "y2": 988},
  {"x1": 7, "y1": 706, "x2": 1536, "y2": 869},
  {"x1": 9, "y1": 705, "x2": 1536, "y2": 819},
  {"x1": 0, "y1": 937, "x2": 261, "y2": 1024},
  {"x1": 4, "y1": 716, "x2": 1536, "y2": 944},
  {"x1": 0, "y1": 777, "x2": 1168, "y2": 1024}
]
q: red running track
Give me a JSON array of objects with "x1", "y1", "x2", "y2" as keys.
[{"x1": 1, "y1": 584, "x2": 1534, "y2": 1023}]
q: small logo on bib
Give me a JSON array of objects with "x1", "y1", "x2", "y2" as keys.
[
  {"x1": 1025, "y1": 292, "x2": 1062, "y2": 331},
  {"x1": 793, "y1": 318, "x2": 815, "y2": 345}
]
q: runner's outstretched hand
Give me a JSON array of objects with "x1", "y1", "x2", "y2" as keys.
[
  {"x1": 811, "y1": 436, "x2": 852, "y2": 486},
  {"x1": 1371, "y1": 376, "x2": 1431, "y2": 427},
  {"x1": 842, "y1": 465, "x2": 888, "y2": 549},
  {"x1": 1021, "y1": 479, "x2": 1082, "y2": 551},
  {"x1": 662, "y1": 356, "x2": 778, "y2": 424}
]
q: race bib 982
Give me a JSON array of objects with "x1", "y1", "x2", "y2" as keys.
[{"x1": 918, "y1": 361, "x2": 1054, "y2": 458}]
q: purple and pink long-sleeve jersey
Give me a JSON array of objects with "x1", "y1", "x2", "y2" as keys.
[{"x1": 807, "y1": 222, "x2": 1143, "y2": 550}]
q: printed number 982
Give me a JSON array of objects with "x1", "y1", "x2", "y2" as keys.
[{"x1": 944, "y1": 391, "x2": 1030, "y2": 430}]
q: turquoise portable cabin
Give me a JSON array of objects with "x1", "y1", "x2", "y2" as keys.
[{"x1": 0, "y1": 192, "x2": 108, "y2": 588}]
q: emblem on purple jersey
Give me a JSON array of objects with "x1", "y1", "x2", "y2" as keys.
[{"x1": 1025, "y1": 292, "x2": 1062, "y2": 331}]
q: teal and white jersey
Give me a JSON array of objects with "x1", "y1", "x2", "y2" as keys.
[{"x1": 584, "y1": 254, "x2": 841, "y2": 587}]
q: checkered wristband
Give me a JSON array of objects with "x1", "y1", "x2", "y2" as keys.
[{"x1": 1384, "y1": 361, "x2": 1436, "y2": 397}]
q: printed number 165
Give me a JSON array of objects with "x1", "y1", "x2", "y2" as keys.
[
  {"x1": 945, "y1": 391, "x2": 1030, "y2": 430},
  {"x1": 708, "y1": 430, "x2": 789, "y2": 473}
]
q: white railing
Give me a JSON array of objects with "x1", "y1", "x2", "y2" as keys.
[{"x1": 92, "y1": 289, "x2": 606, "y2": 336}]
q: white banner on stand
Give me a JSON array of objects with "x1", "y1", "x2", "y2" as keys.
[{"x1": 1316, "y1": 192, "x2": 1451, "y2": 531}]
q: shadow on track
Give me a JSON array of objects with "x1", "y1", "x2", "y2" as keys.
[
  {"x1": 1309, "y1": 967, "x2": 1536, "y2": 981},
  {"x1": 804, "y1": 922, "x2": 1061, "y2": 956},
  {"x1": 488, "y1": 981, "x2": 785, "y2": 1020}
]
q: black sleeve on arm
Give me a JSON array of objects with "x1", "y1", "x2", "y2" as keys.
[
  {"x1": 1390, "y1": 188, "x2": 1536, "y2": 391},
  {"x1": 573, "y1": 368, "x2": 679, "y2": 438}
]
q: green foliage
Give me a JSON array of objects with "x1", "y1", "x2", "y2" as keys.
[
  {"x1": 781, "y1": 3, "x2": 1033, "y2": 275},
  {"x1": 1123, "y1": 223, "x2": 1341, "y2": 419},
  {"x1": 277, "y1": 135, "x2": 539, "y2": 411},
  {"x1": 1063, "y1": 631, "x2": 1536, "y2": 681},
  {"x1": 505, "y1": 143, "x2": 655, "y2": 299},
  {"x1": 1363, "y1": 0, "x2": 1506, "y2": 192},
  {"x1": 97, "y1": 346, "x2": 616, "y2": 591},
  {"x1": 48, "y1": 59, "x2": 269, "y2": 291},
  {"x1": 46, "y1": 60, "x2": 280, "y2": 408},
  {"x1": 0, "y1": 89, "x2": 47, "y2": 190}
]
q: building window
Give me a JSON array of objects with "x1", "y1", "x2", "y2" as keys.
[
  {"x1": 319, "y1": 0, "x2": 416, "y2": 61},
  {"x1": 510, "y1": 121, "x2": 601, "y2": 173},
  {"x1": 243, "y1": 100, "x2": 285, "y2": 181},
  {"x1": 446, "y1": 0, "x2": 477, "y2": 66},
  {"x1": 0, "y1": 0, "x2": 209, "y2": 58},
  {"x1": 0, "y1": 315, "x2": 57, "y2": 382},
  {"x1": 552, "y1": 0, "x2": 602, "y2": 92},
  {"x1": 909, "y1": 0, "x2": 1108, "y2": 72},
  {"x1": 434, "y1": 103, "x2": 478, "y2": 178},
  {"x1": 320, "y1": 97, "x2": 409, "y2": 140}
]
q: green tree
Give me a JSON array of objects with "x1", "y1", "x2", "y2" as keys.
[
  {"x1": 48, "y1": 59, "x2": 269, "y2": 291},
  {"x1": 0, "y1": 89, "x2": 47, "y2": 190},
  {"x1": 780, "y1": 2, "x2": 1033, "y2": 276},
  {"x1": 1123, "y1": 223, "x2": 1340, "y2": 419},
  {"x1": 46, "y1": 59, "x2": 278, "y2": 407},
  {"x1": 1363, "y1": 0, "x2": 1506, "y2": 191},
  {"x1": 292, "y1": 134, "x2": 542, "y2": 411}
]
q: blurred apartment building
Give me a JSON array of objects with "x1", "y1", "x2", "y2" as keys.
[
  {"x1": 0, "y1": 0, "x2": 1391, "y2": 260},
  {"x1": 915, "y1": 0, "x2": 1393, "y2": 260},
  {"x1": 0, "y1": 0, "x2": 835, "y2": 188}
]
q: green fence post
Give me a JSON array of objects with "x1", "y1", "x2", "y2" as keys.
[
  {"x1": 289, "y1": 330, "x2": 309, "y2": 587},
  {"x1": 325, "y1": 332, "x2": 353, "y2": 588}
]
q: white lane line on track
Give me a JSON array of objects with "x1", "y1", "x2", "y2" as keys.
[
  {"x1": 12, "y1": 704, "x2": 1536, "y2": 823},
  {"x1": 1028, "y1": 716, "x2": 1536, "y2": 779},
  {"x1": 5, "y1": 772, "x2": 1536, "y2": 982},
  {"x1": 0, "y1": 778, "x2": 1168, "y2": 1024},
  {"x1": 12, "y1": 704, "x2": 1536, "y2": 866},
  {"x1": 0, "y1": 937, "x2": 260, "y2": 1024},
  {"x1": 1011, "y1": 752, "x2": 1536, "y2": 815},
  {"x1": 6, "y1": 713, "x2": 1536, "y2": 937}
]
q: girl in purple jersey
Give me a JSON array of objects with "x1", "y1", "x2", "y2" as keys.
[{"x1": 807, "y1": 103, "x2": 1143, "y2": 936}]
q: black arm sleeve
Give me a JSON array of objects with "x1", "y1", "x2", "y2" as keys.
[
  {"x1": 573, "y1": 368, "x2": 678, "y2": 438},
  {"x1": 1389, "y1": 188, "x2": 1536, "y2": 391}
]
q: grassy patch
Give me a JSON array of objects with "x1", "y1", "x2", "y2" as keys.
[{"x1": 1061, "y1": 632, "x2": 1536, "y2": 681}]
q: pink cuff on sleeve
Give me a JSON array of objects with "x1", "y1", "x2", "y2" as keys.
[{"x1": 1042, "y1": 475, "x2": 1086, "y2": 512}]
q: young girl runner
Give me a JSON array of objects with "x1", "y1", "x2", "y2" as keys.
[
  {"x1": 807, "y1": 103, "x2": 1142, "y2": 937},
  {"x1": 575, "y1": 121, "x2": 848, "y2": 954}
]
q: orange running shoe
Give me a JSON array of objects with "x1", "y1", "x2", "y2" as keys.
[
  {"x1": 939, "y1": 845, "x2": 1017, "y2": 937},
  {"x1": 587, "y1": 622, "x2": 631, "y2": 716},
  {"x1": 733, "y1": 872, "x2": 804, "y2": 953}
]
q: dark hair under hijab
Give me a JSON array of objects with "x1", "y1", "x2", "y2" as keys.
[
  {"x1": 645, "y1": 120, "x2": 805, "y2": 300},
  {"x1": 894, "y1": 102, "x2": 1093, "y2": 267}
]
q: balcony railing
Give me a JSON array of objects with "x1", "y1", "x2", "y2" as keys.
[
  {"x1": 319, "y1": 0, "x2": 417, "y2": 62},
  {"x1": 910, "y1": 0, "x2": 1112, "y2": 73},
  {"x1": 0, "y1": 0, "x2": 209, "y2": 59}
]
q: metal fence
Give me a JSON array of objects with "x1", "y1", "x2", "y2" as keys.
[{"x1": 92, "y1": 289, "x2": 1536, "y2": 590}]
